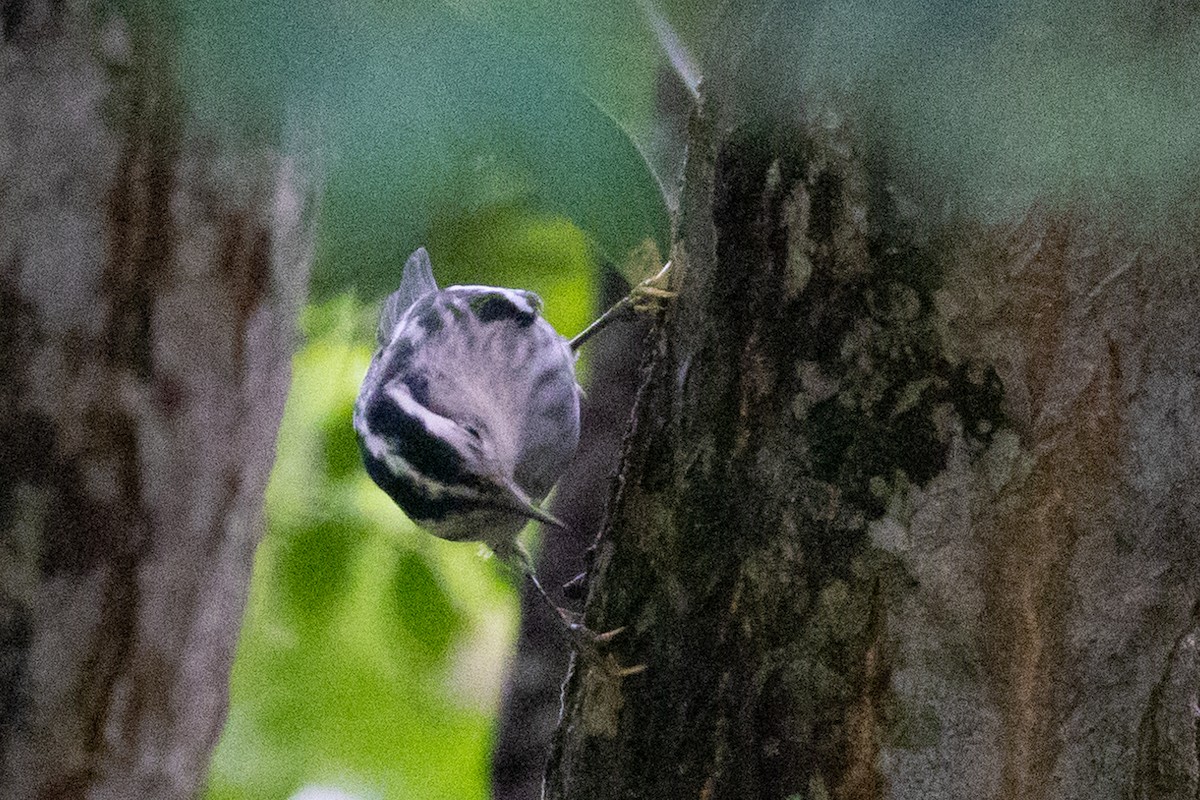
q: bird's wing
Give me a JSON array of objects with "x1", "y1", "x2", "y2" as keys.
[{"x1": 378, "y1": 247, "x2": 439, "y2": 346}]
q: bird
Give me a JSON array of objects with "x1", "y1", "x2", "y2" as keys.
[{"x1": 354, "y1": 246, "x2": 671, "y2": 639}]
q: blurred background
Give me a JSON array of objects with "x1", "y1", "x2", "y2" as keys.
[
  {"x1": 183, "y1": 0, "x2": 1200, "y2": 797},
  {"x1": 188, "y1": 2, "x2": 671, "y2": 798}
]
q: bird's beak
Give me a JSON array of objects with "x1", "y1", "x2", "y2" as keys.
[{"x1": 493, "y1": 477, "x2": 567, "y2": 530}]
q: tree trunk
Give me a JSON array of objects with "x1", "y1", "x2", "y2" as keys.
[
  {"x1": 0, "y1": 4, "x2": 312, "y2": 797},
  {"x1": 544, "y1": 97, "x2": 1200, "y2": 799}
]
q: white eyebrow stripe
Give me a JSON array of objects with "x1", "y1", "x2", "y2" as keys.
[{"x1": 382, "y1": 380, "x2": 468, "y2": 451}]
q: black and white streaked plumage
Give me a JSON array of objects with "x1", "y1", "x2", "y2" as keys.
[{"x1": 354, "y1": 247, "x2": 581, "y2": 557}]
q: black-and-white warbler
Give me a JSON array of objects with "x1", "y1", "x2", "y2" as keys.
[{"x1": 354, "y1": 247, "x2": 669, "y2": 636}]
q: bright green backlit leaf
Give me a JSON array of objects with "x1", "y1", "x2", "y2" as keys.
[{"x1": 427, "y1": 204, "x2": 596, "y2": 337}]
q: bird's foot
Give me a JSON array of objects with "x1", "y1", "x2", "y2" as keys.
[
  {"x1": 551, "y1": 606, "x2": 646, "y2": 678},
  {"x1": 628, "y1": 261, "x2": 675, "y2": 314},
  {"x1": 567, "y1": 261, "x2": 675, "y2": 352}
]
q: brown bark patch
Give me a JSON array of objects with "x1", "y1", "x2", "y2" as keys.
[{"x1": 978, "y1": 213, "x2": 1125, "y2": 800}]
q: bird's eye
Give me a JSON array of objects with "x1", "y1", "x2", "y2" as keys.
[{"x1": 465, "y1": 425, "x2": 482, "y2": 440}]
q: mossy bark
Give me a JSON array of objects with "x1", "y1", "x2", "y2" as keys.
[{"x1": 544, "y1": 96, "x2": 1200, "y2": 800}]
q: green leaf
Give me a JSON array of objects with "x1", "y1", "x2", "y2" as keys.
[
  {"x1": 386, "y1": 551, "x2": 465, "y2": 663},
  {"x1": 275, "y1": 518, "x2": 364, "y2": 627},
  {"x1": 321, "y1": 401, "x2": 362, "y2": 483}
]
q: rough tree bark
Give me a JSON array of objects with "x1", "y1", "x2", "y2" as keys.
[
  {"x1": 544, "y1": 96, "x2": 1200, "y2": 799},
  {"x1": 0, "y1": 3, "x2": 312, "y2": 797}
]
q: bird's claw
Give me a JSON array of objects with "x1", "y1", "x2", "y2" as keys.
[
  {"x1": 629, "y1": 261, "x2": 675, "y2": 314},
  {"x1": 553, "y1": 606, "x2": 621, "y2": 644},
  {"x1": 566, "y1": 261, "x2": 676, "y2": 352},
  {"x1": 550, "y1": 607, "x2": 646, "y2": 677}
]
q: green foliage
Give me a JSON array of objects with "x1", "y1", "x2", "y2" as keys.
[
  {"x1": 205, "y1": 298, "x2": 533, "y2": 800},
  {"x1": 426, "y1": 205, "x2": 596, "y2": 336},
  {"x1": 387, "y1": 551, "x2": 466, "y2": 664},
  {"x1": 176, "y1": 0, "x2": 671, "y2": 299},
  {"x1": 319, "y1": 401, "x2": 362, "y2": 483},
  {"x1": 274, "y1": 517, "x2": 365, "y2": 628},
  {"x1": 189, "y1": 3, "x2": 1198, "y2": 797}
]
